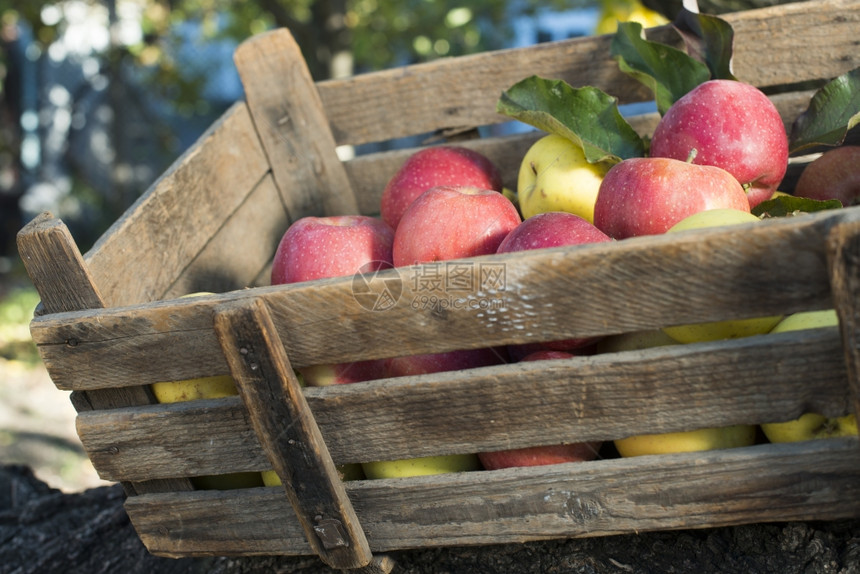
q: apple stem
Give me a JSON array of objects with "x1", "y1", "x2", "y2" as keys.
[{"x1": 686, "y1": 148, "x2": 698, "y2": 163}]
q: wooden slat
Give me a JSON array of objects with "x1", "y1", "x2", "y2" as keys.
[
  {"x1": 234, "y1": 28, "x2": 359, "y2": 219},
  {"x1": 15, "y1": 212, "x2": 194, "y2": 496},
  {"x1": 31, "y1": 207, "x2": 859, "y2": 391},
  {"x1": 214, "y1": 298, "x2": 373, "y2": 570},
  {"x1": 76, "y1": 327, "x2": 851, "y2": 483},
  {"x1": 826, "y1": 218, "x2": 860, "y2": 432},
  {"x1": 125, "y1": 437, "x2": 860, "y2": 556},
  {"x1": 83, "y1": 102, "x2": 270, "y2": 307},
  {"x1": 316, "y1": 0, "x2": 860, "y2": 147}
]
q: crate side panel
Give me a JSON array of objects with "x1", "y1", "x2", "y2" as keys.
[
  {"x1": 75, "y1": 328, "x2": 851, "y2": 482},
  {"x1": 125, "y1": 438, "x2": 860, "y2": 556},
  {"x1": 84, "y1": 103, "x2": 270, "y2": 307},
  {"x1": 317, "y1": 0, "x2": 859, "y2": 148},
  {"x1": 32, "y1": 208, "x2": 854, "y2": 391},
  {"x1": 728, "y1": 0, "x2": 860, "y2": 90},
  {"x1": 162, "y1": 174, "x2": 287, "y2": 298}
]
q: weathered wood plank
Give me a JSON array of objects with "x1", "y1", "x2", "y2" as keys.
[
  {"x1": 234, "y1": 28, "x2": 359, "y2": 219},
  {"x1": 125, "y1": 437, "x2": 860, "y2": 557},
  {"x1": 76, "y1": 327, "x2": 850, "y2": 483},
  {"x1": 83, "y1": 102, "x2": 270, "y2": 307},
  {"x1": 16, "y1": 213, "x2": 194, "y2": 496},
  {"x1": 316, "y1": 0, "x2": 860, "y2": 147},
  {"x1": 214, "y1": 298, "x2": 373, "y2": 570},
  {"x1": 162, "y1": 174, "x2": 288, "y2": 298},
  {"x1": 32, "y1": 207, "x2": 856, "y2": 391}
]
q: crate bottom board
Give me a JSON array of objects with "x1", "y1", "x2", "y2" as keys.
[{"x1": 125, "y1": 437, "x2": 860, "y2": 558}]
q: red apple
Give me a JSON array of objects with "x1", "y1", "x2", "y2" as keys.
[
  {"x1": 384, "y1": 347, "x2": 507, "y2": 378},
  {"x1": 380, "y1": 146, "x2": 503, "y2": 229},
  {"x1": 793, "y1": 146, "x2": 860, "y2": 206},
  {"x1": 496, "y1": 211, "x2": 612, "y2": 252},
  {"x1": 270, "y1": 215, "x2": 394, "y2": 386},
  {"x1": 593, "y1": 157, "x2": 750, "y2": 239},
  {"x1": 498, "y1": 212, "x2": 612, "y2": 356},
  {"x1": 392, "y1": 185, "x2": 521, "y2": 266},
  {"x1": 477, "y1": 350, "x2": 602, "y2": 470},
  {"x1": 271, "y1": 215, "x2": 395, "y2": 284},
  {"x1": 649, "y1": 79, "x2": 789, "y2": 208}
]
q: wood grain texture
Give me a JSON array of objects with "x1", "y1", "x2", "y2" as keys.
[
  {"x1": 32, "y1": 207, "x2": 859, "y2": 391},
  {"x1": 83, "y1": 102, "x2": 270, "y2": 307},
  {"x1": 315, "y1": 0, "x2": 860, "y2": 147},
  {"x1": 161, "y1": 174, "x2": 288, "y2": 298},
  {"x1": 213, "y1": 298, "x2": 373, "y2": 570},
  {"x1": 16, "y1": 213, "x2": 194, "y2": 496},
  {"x1": 234, "y1": 28, "x2": 359, "y2": 219},
  {"x1": 76, "y1": 327, "x2": 850, "y2": 483},
  {"x1": 125, "y1": 437, "x2": 860, "y2": 556}
]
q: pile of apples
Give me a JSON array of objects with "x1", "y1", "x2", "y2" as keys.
[{"x1": 152, "y1": 10, "x2": 859, "y2": 487}]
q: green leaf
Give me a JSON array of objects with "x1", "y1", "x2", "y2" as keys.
[
  {"x1": 496, "y1": 75, "x2": 646, "y2": 164},
  {"x1": 672, "y1": 8, "x2": 736, "y2": 81},
  {"x1": 789, "y1": 67, "x2": 860, "y2": 153},
  {"x1": 610, "y1": 21, "x2": 711, "y2": 115},
  {"x1": 751, "y1": 195, "x2": 843, "y2": 218}
]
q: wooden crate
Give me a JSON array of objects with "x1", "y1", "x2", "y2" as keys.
[{"x1": 16, "y1": 0, "x2": 860, "y2": 570}]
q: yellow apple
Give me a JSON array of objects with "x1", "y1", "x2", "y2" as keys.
[
  {"x1": 517, "y1": 134, "x2": 611, "y2": 223},
  {"x1": 151, "y1": 374, "x2": 238, "y2": 403},
  {"x1": 661, "y1": 209, "x2": 783, "y2": 343},
  {"x1": 761, "y1": 413, "x2": 857, "y2": 443},
  {"x1": 760, "y1": 309, "x2": 857, "y2": 443},
  {"x1": 615, "y1": 424, "x2": 757, "y2": 457},
  {"x1": 594, "y1": 315, "x2": 757, "y2": 457},
  {"x1": 595, "y1": 0, "x2": 670, "y2": 35},
  {"x1": 362, "y1": 454, "x2": 481, "y2": 479},
  {"x1": 261, "y1": 462, "x2": 365, "y2": 486}
]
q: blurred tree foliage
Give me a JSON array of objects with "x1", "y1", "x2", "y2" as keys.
[
  {"x1": 3, "y1": 0, "x2": 592, "y2": 109},
  {"x1": 0, "y1": 0, "x2": 593, "y2": 256}
]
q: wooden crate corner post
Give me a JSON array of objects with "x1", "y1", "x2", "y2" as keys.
[
  {"x1": 233, "y1": 27, "x2": 359, "y2": 221},
  {"x1": 826, "y1": 217, "x2": 860, "y2": 436},
  {"x1": 213, "y1": 296, "x2": 391, "y2": 571},
  {"x1": 15, "y1": 211, "x2": 195, "y2": 495}
]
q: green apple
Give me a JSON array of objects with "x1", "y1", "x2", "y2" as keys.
[
  {"x1": 660, "y1": 209, "x2": 783, "y2": 343},
  {"x1": 362, "y1": 454, "x2": 481, "y2": 479},
  {"x1": 517, "y1": 134, "x2": 611, "y2": 223},
  {"x1": 760, "y1": 309, "x2": 858, "y2": 443},
  {"x1": 615, "y1": 424, "x2": 757, "y2": 457},
  {"x1": 769, "y1": 308, "x2": 838, "y2": 332}
]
